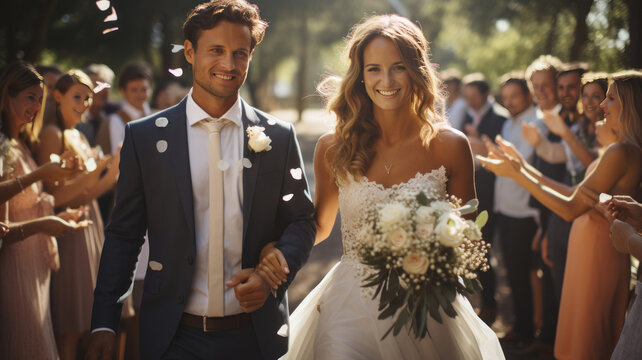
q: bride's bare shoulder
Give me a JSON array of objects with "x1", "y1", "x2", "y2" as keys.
[
  {"x1": 316, "y1": 132, "x2": 339, "y2": 155},
  {"x1": 428, "y1": 127, "x2": 471, "y2": 156}
]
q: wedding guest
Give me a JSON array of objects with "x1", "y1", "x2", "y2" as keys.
[
  {"x1": 151, "y1": 80, "x2": 188, "y2": 113},
  {"x1": 479, "y1": 70, "x2": 642, "y2": 360},
  {"x1": 609, "y1": 217, "x2": 642, "y2": 360},
  {"x1": 492, "y1": 72, "x2": 545, "y2": 345},
  {"x1": 101, "y1": 62, "x2": 152, "y2": 156},
  {"x1": 36, "y1": 64, "x2": 64, "y2": 128},
  {"x1": 80, "y1": 63, "x2": 119, "y2": 224},
  {"x1": 441, "y1": 69, "x2": 467, "y2": 131},
  {"x1": 461, "y1": 72, "x2": 506, "y2": 326},
  {"x1": 0, "y1": 61, "x2": 88, "y2": 359},
  {"x1": 77, "y1": 64, "x2": 118, "y2": 147},
  {"x1": 37, "y1": 69, "x2": 120, "y2": 360}
]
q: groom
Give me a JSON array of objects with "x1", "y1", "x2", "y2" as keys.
[{"x1": 87, "y1": 1, "x2": 316, "y2": 359}]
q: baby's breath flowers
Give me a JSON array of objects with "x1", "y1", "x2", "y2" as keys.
[{"x1": 359, "y1": 190, "x2": 489, "y2": 339}]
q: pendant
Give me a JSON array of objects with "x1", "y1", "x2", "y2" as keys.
[{"x1": 384, "y1": 163, "x2": 392, "y2": 175}]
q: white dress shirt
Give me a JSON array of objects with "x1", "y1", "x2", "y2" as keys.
[
  {"x1": 494, "y1": 105, "x2": 542, "y2": 219},
  {"x1": 108, "y1": 100, "x2": 151, "y2": 155},
  {"x1": 184, "y1": 89, "x2": 245, "y2": 316},
  {"x1": 446, "y1": 97, "x2": 467, "y2": 131}
]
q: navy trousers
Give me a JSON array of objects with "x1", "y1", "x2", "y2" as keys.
[{"x1": 162, "y1": 323, "x2": 263, "y2": 360}]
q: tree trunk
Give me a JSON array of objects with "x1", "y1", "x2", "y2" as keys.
[
  {"x1": 544, "y1": 13, "x2": 558, "y2": 55},
  {"x1": 568, "y1": 0, "x2": 593, "y2": 61},
  {"x1": 295, "y1": 6, "x2": 308, "y2": 123},
  {"x1": 626, "y1": 0, "x2": 642, "y2": 68},
  {"x1": 25, "y1": 0, "x2": 57, "y2": 63}
]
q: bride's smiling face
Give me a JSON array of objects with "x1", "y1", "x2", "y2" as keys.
[{"x1": 362, "y1": 37, "x2": 413, "y2": 112}]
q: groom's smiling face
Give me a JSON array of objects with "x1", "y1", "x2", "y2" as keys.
[{"x1": 185, "y1": 20, "x2": 252, "y2": 105}]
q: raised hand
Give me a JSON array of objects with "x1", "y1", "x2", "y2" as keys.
[
  {"x1": 41, "y1": 151, "x2": 82, "y2": 181},
  {"x1": 256, "y1": 241, "x2": 290, "y2": 289},
  {"x1": 541, "y1": 110, "x2": 570, "y2": 137},
  {"x1": 476, "y1": 136, "x2": 522, "y2": 178},
  {"x1": 521, "y1": 122, "x2": 542, "y2": 147},
  {"x1": 494, "y1": 135, "x2": 527, "y2": 167},
  {"x1": 40, "y1": 215, "x2": 91, "y2": 237},
  {"x1": 609, "y1": 219, "x2": 637, "y2": 254},
  {"x1": 606, "y1": 196, "x2": 642, "y2": 232},
  {"x1": 226, "y1": 268, "x2": 271, "y2": 313}
]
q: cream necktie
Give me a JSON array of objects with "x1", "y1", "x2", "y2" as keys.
[{"x1": 202, "y1": 117, "x2": 228, "y2": 317}]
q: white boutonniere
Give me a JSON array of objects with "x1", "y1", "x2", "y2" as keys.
[{"x1": 246, "y1": 126, "x2": 272, "y2": 152}]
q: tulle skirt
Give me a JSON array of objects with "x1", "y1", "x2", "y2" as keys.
[{"x1": 283, "y1": 259, "x2": 505, "y2": 360}]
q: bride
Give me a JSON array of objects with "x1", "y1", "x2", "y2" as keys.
[{"x1": 258, "y1": 14, "x2": 505, "y2": 359}]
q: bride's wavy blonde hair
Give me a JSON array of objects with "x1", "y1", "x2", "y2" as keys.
[{"x1": 319, "y1": 14, "x2": 445, "y2": 180}]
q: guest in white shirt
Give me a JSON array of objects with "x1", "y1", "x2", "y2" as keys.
[
  {"x1": 103, "y1": 62, "x2": 153, "y2": 155},
  {"x1": 441, "y1": 69, "x2": 467, "y2": 131},
  {"x1": 493, "y1": 72, "x2": 545, "y2": 345}
]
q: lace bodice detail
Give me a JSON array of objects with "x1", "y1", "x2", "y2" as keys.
[{"x1": 337, "y1": 166, "x2": 448, "y2": 263}]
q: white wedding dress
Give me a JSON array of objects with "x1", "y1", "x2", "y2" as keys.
[{"x1": 283, "y1": 167, "x2": 505, "y2": 360}]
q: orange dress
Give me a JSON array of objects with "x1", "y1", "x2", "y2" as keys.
[
  {"x1": 0, "y1": 140, "x2": 59, "y2": 359},
  {"x1": 554, "y1": 208, "x2": 630, "y2": 359}
]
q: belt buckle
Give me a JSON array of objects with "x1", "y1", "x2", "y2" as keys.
[{"x1": 202, "y1": 316, "x2": 212, "y2": 332}]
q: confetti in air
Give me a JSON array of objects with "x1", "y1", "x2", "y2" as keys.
[
  {"x1": 241, "y1": 158, "x2": 252, "y2": 169},
  {"x1": 96, "y1": 0, "x2": 110, "y2": 11},
  {"x1": 156, "y1": 140, "x2": 168, "y2": 153},
  {"x1": 104, "y1": 7, "x2": 118, "y2": 22},
  {"x1": 217, "y1": 160, "x2": 230, "y2": 171},
  {"x1": 267, "y1": 118, "x2": 277, "y2": 126},
  {"x1": 290, "y1": 168, "x2": 303, "y2": 180},
  {"x1": 168, "y1": 68, "x2": 183, "y2": 77},
  {"x1": 171, "y1": 44, "x2": 185, "y2": 53},
  {"x1": 102, "y1": 27, "x2": 119, "y2": 35},
  {"x1": 155, "y1": 117, "x2": 169, "y2": 128},
  {"x1": 599, "y1": 193, "x2": 612, "y2": 203},
  {"x1": 93, "y1": 81, "x2": 111, "y2": 93},
  {"x1": 282, "y1": 194, "x2": 294, "y2": 202}
]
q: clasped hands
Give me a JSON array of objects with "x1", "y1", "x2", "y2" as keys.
[{"x1": 226, "y1": 241, "x2": 289, "y2": 313}]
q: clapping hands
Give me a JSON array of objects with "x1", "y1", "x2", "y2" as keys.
[{"x1": 475, "y1": 135, "x2": 524, "y2": 178}]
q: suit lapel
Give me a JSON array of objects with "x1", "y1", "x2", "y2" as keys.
[
  {"x1": 167, "y1": 98, "x2": 196, "y2": 243},
  {"x1": 241, "y1": 99, "x2": 262, "y2": 246}
]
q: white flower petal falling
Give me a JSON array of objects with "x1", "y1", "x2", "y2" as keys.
[
  {"x1": 217, "y1": 160, "x2": 230, "y2": 171},
  {"x1": 599, "y1": 193, "x2": 612, "y2": 203},
  {"x1": 289, "y1": 168, "x2": 303, "y2": 180},
  {"x1": 93, "y1": 81, "x2": 111, "y2": 93},
  {"x1": 156, "y1": 140, "x2": 168, "y2": 153},
  {"x1": 155, "y1": 117, "x2": 169, "y2": 128},
  {"x1": 104, "y1": 6, "x2": 117, "y2": 22},
  {"x1": 282, "y1": 194, "x2": 294, "y2": 202},
  {"x1": 102, "y1": 27, "x2": 119, "y2": 35},
  {"x1": 171, "y1": 44, "x2": 184, "y2": 53},
  {"x1": 96, "y1": 0, "x2": 110, "y2": 11},
  {"x1": 242, "y1": 158, "x2": 252, "y2": 169},
  {"x1": 168, "y1": 68, "x2": 183, "y2": 77}
]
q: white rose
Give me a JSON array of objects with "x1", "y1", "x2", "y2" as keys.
[
  {"x1": 379, "y1": 203, "x2": 409, "y2": 230},
  {"x1": 415, "y1": 206, "x2": 435, "y2": 224},
  {"x1": 246, "y1": 126, "x2": 272, "y2": 152},
  {"x1": 416, "y1": 223, "x2": 434, "y2": 240},
  {"x1": 402, "y1": 253, "x2": 430, "y2": 275},
  {"x1": 386, "y1": 228, "x2": 408, "y2": 250},
  {"x1": 435, "y1": 213, "x2": 465, "y2": 247},
  {"x1": 431, "y1": 200, "x2": 454, "y2": 216}
]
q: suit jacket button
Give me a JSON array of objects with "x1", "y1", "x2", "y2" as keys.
[
  {"x1": 187, "y1": 256, "x2": 193, "y2": 265},
  {"x1": 177, "y1": 296, "x2": 184, "y2": 304}
]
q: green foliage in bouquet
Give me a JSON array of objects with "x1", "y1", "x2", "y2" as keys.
[{"x1": 359, "y1": 192, "x2": 490, "y2": 340}]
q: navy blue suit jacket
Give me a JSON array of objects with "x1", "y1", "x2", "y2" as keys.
[{"x1": 91, "y1": 97, "x2": 316, "y2": 359}]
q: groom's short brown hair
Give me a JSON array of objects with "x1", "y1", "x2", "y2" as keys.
[{"x1": 183, "y1": 0, "x2": 268, "y2": 51}]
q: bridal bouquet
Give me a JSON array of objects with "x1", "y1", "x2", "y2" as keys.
[{"x1": 358, "y1": 190, "x2": 489, "y2": 339}]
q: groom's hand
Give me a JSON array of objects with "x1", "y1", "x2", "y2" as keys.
[
  {"x1": 226, "y1": 268, "x2": 270, "y2": 313},
  {"x1": 85, "y1": 330, "x2": 115, "y2": 360}
]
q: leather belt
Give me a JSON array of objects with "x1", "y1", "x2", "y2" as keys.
[{"x1": 181, "y1": 312, "x2": 252, "y2": 332}]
